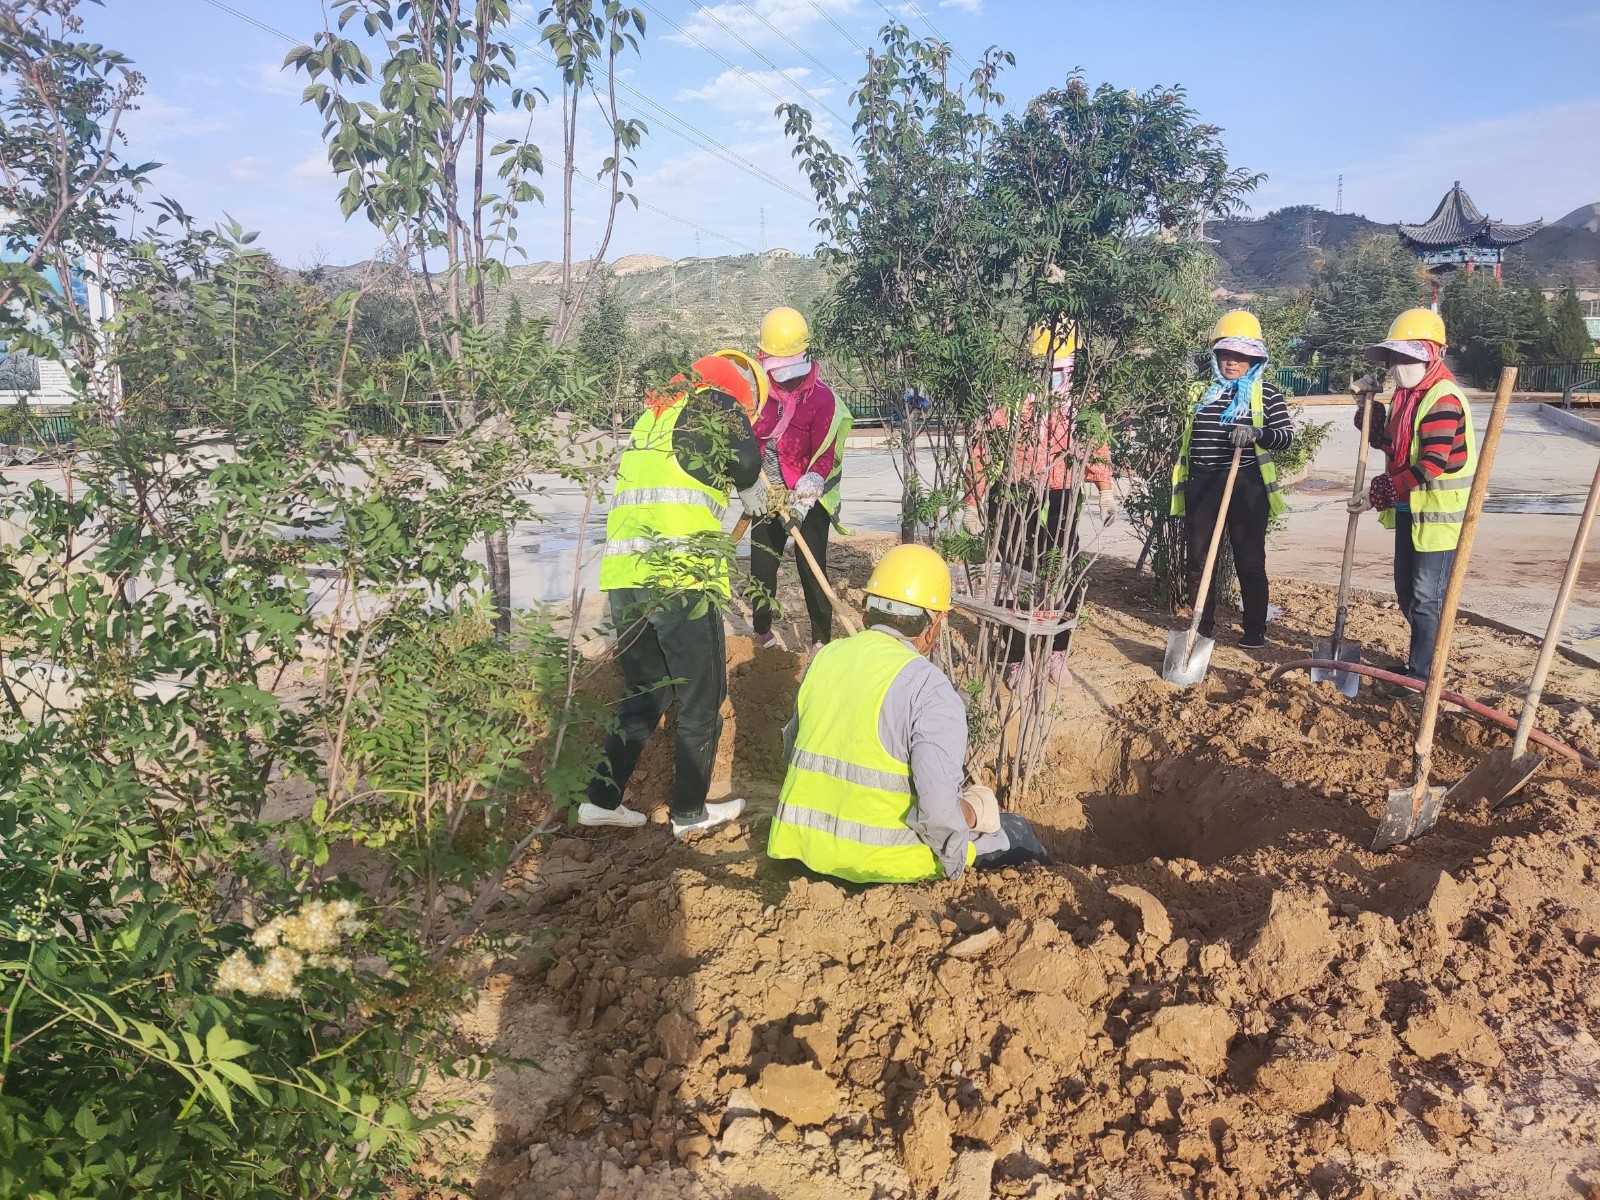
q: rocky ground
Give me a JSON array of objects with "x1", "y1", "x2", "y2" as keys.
[{"x1": 419, "y1": 538, "x2": 1600, "y2": 1200}]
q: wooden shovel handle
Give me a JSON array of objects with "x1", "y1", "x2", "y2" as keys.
[
  {"x1": 1510, "y1": 451, "x2": 1600, "y2": 757},
  {"x1": 1183, "y1": 446, "x2": 1244, "y2": 657},
  {"x1": 1411, "y1": 366, "x2": 1517, "y2": 800},
  {"x1": 1332, "y1": 396, "x2": 1377, "y2": 641},
  {"x1": 786, "y1": 513, "x2": 861, "y2": 636}
]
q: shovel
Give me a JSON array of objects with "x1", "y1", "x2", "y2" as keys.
[
  {"x1": 733, "y1": 483, "x2": 860, "y2": 638},
  {"x1": 1311, "y1": 390, "x2": 1378, "y2": 697},
  {"x1": 1373, "y1": 366, "x2": 1516, "y2": 851},
  {"x1": 1162, "y1": 446, "x2": 1242, "y2": 687},
  {"x1": 1447, "y1": 449, "x2": 1600, "y2": 810}
]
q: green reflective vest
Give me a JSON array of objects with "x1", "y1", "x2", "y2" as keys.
[
  {"x1": 1378, "y1": 380, "x2": 1477, "y2": 552},
  {"x1": 768, "y1": 629, "x2": 976, "y2": 884},
  {"x1": 809, "y1": 394, "x2": 853, "y2": 534},
  {"x1": 1170, "y1": 379, "x2": 1286, "y2": 519},
  {"x1": 599, "y1": 398, "x2": 730, "y2": 595}
]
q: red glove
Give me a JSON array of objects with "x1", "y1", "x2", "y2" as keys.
[{"x1": 1369, "y1": 473, "x2": 1398, "y2": 512}]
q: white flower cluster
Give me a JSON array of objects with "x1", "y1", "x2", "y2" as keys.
[
  {"x1": 215, "y1": 898, "x2": 364, "y2": 1000},
  {"x1": 3, "y1": 887, "x2": 53, "y2": 943}
]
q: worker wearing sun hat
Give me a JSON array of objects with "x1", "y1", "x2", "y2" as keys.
[
  {"x1": 767, "y1": 544, "x2": 1052, "y2": 884},
  {"x1": 581, "y1": 353, "x2": 767, "y2": 838},
  {"x1": 750, "y1": 306, "x2": 852, "y2": 652},
  {"x1": 1170, "y1": 309, "x2": 1294, "y2": 649},
  {"x1": 1348, "y1": 307, "x2": 1476, "y2": 693}
]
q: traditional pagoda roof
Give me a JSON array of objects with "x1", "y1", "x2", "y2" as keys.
[{"x1": 1398, "y1": 182, "x2": 1542, "y2": 249}]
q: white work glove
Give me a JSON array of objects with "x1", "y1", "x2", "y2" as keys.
[
  {"x1": 1228, "y1": 423, "x2": 1261, "y2": 448},
  {"x1": 962, "y1": 785, "x2": 1001, "y2": 835},
  {"x1": 1097, "y1": 489, "x2": 1116, "y2": 526},
  {"x1": 790, "y1": 471, "x2": 825, "y2": 520},
  {"x1": 737, "y1": 477, "x2": 771, "y2": 518},
  {"x1": 1346, "y1": 493, "x2": 1373, "y2": 515},
  {"x1": 961, "y1": 504, "x2": 984, "y2": 536},
  {"x1": 1350, "y1": 373, "x2": 1380, "y2": 397}
]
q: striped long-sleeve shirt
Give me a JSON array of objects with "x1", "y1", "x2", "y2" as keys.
[
  {"x1": 1370, "y1": 394, "x2": 1469, "y2": 501},
  {"x1": 1185, "y1": 380, "x2": 1294, "y2": 473}
]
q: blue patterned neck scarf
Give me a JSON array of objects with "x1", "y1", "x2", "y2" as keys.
[{"x1": 1200, "y1": 354, "x2": 1263, "y2": 426}]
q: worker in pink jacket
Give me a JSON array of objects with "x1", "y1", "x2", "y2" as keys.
[{"x1": 750, "y1": 306, "x2": 851, "y2": 652}]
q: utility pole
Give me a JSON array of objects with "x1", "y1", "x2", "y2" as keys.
[
  {"x1": 759, "y1": 207, "x2": 767, "y2": 255},
  {"x1": 1336, "y1": 174, "x2": 1344, "y2": 216}
]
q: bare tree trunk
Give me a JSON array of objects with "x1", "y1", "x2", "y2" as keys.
[{"x1": 486, "y1": 530, "x2": 513, "y2": 640}]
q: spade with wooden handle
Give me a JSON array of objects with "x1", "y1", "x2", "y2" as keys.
[
  {"x1": 1161, "y1": 446, "x2": 1242, "y2": 687},
  {"x1": 1372, "y1": 366, "x2": 1516, "y2": 852},
  {"x1": 1446, "y1": 447, "x2": 1600, "y2": 810},
  {"x1": 1311, "y1": 386, "x2": 1377, "y2": 697},
  {"x1": 731, "y1": 492, "x2": 860, "y2": 637}
]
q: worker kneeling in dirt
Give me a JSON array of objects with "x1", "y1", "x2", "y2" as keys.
[{"x1": 767, "y1": 544, "x2": 1053, "y2": 884}]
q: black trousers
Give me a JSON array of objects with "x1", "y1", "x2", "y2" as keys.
[
  {"x1": 586, "y1": 588, "x2": 726, "y2": 821},
  {"x1": 750, "y1": 503, "x2": 833, "y2": 646},
  {"x1": 1184, "y1": 463, "x2": 1271, "y2": 639}
]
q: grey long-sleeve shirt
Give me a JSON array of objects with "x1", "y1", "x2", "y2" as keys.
[{"x1": 783, "y1": 625, "x2": 1008, "y2": 880}]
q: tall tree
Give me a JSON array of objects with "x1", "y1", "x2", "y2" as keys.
[
  {"x1": 576, "y1": 271, "x2": 632, "y2": 401},
  {"x1": 539, "y1": 0, "x2": 647, "y2": 343},
  {"x1": 1301, "y1": 236, "x2": 1427, "y2": 384},
  {"x1": 291, "y1": 0, "x2": 547, "y2": 636},
  {"x1": 1550, "y1": 283, "x2": 1596, "y2": 362}
]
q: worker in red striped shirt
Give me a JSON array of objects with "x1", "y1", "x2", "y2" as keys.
[{"x1": 1349, "y1": 308, "x2": 1478, "y2": 696}]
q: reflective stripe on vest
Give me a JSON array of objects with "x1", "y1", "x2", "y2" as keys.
[
  {"x1": 1377, "y1": 381, "x2": 1477, "y2": 552},
  {"x1": 1170, "y1": 378, "x2": 1286, "y2": 520},
  {"x1": 767, "y1": 630, "x2": 967, "y2": 884},
  {"x1": 599, "y1": 399, "x2": 731, "y2": 594}
]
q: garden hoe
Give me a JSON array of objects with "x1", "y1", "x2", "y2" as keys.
[
  {"x1": 1311, "y1": 383, "x2": 1377, "y2": 697},
  {"x1": 1162, "y1": 446, "x2": 1242, "y2": 687},
  {"x1": 1447, "y1": 446, "x2": 1600, "y2": 810},
  {"x1": 1373, "y1": 366, "x2": 1516, "y2": 851}
]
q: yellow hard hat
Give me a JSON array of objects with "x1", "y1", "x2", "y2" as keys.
[
  {"x1": 710, "y1": 348, "x2": 769, "y2": 417},
  {"x1": 865, "y1": 543, "x2": 952, "y2": 613},
  {"x1": 1212, "y1": 310, "x2": 1263, "y2": 343},
  {"x1": 1029, "y1": 321, "x2": 1077, "y2": 361},
  {"x1": 1383, "y1": 307, "x2": 1446, "y2": 345},
  {"x1": 758, "y1": 306, "x2": 810, "y2": 358}
]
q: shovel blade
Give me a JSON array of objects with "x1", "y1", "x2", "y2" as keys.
[
  {"x1": 1447, "y1": 748, "x2": 1545, "y2": 810},
  {"x1": 1310, "y1": 639, "x2": 1363, "y2": 697},
  {"x1": 1162, "y1": 630, "x2": 1215, "y2": 687},
  {"x1": 1372, "y1": 784, "x2": 1446, "y2": 852}
]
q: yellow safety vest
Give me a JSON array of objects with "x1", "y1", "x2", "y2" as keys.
[
  {"x1": 768, "y1": 630, "x2": 976, "y2": 884},
  {"x1": 1170, "y1": 379, "x2": 1286, "y2": 519},
  {"x1": 1378, "y1": 380, "x2": 1477, "y2": 552},
  {"x1": 599, "y1": 398, "x2": 730, "y2": 595},
  {"x1": 808, "y1": 394, "x2": 853, "y2": 534}
]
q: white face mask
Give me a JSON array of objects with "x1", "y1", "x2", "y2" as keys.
[
  {"x1": 768, "y1": 361, "x2": 810, "y2": 383},
  {"x1": 1391, "y1": 360, "x2": 1427, "y2": 389}
]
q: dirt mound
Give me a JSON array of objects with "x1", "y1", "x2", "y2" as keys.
[{"x1": 470, "y1": 555, "x2": 1600, "y2": 1198}]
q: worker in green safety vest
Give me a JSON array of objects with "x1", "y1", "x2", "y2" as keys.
[
  {"x1": 767, "y1": 544, "x2": 1053, "y2": 885},
  {"x1": 1348, "y1": 308, "x2": 1478, "y2": 696},
  {"x1": 578, "y1": 353, "x2": 768, "y2": 838},
  {"x1": 1170, "y1": 309, "x2": 1295, "y2": 649}
]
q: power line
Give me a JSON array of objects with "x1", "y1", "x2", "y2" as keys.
[
  {"x1": 671, "y1": 0, "x2": 852, "y2": 128},
  {"x1": 196, "y1": 0, "x2": 294, "y2": 42},
  {"x1": 736, "y1": 2, "x2": 852, "y2": 87},
  {"x1": 804, "y1": 0, "x2": 868, "y2": 54},
  {"x1": 635, "y1": 0, "x2": 847, "y2": 129},
  {"x1": 869, "y1": 0, "x2": 973, "y2": 72}
]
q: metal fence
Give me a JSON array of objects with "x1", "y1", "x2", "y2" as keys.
[
  {"x1": 1514, "y1": 361, "x2": 1600, "y2": 395},
  {"x1": 1275, "y1": 367, "x2": 1330, "y2": 397}
]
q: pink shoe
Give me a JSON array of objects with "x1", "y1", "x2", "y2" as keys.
[{"x1": 753, "y1": 631, "x2": 777, "y2": 649}]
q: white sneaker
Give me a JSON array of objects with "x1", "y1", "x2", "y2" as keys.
[
  {"x1": 577, "y1": 801, "x2": 647, "y2": 828},
  {"x1": 671, "y1": 798, "x2": 746, "y2": 839}
]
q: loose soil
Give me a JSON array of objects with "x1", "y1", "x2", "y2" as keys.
[{"x1": 432, "y1": 538, "x2": 1600, "y2": 1200}]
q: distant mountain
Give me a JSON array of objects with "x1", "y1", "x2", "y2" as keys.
[
  {"x1": 1555, "y1": 202, "x2": 1600, "y2": 234},
  {"x1": 1210, "y1": 205, "x2": 1600, "y2": 293},
  {"x1": 488, "y1": 249, "x2": 831, "y2": 350}
]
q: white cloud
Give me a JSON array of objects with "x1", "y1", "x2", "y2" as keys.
[
  {"x1": 227, "y1": 156, "x2": 268, "y2": 182},
  {"x1": 1248, "y1": 99, "x2": 1600, "y2": 226},
  {"x1": 669, "y1": 0, "x2": 865, "y2": 49},
  {"x1": 288, "y1": 152, "x2": 334, "y2": 184},
  {"x1": 675, "y1": 66, "x2": 829, "y2": 112},
  {"x1": 938, "y1": 0, "x2": 982, "y2": 11},
  {"x1": 119, "y1": 96, "x2": 231, "y2": 145},
  {"x1": 253, "y1": 60, "x2": 304, "y2": 98}
]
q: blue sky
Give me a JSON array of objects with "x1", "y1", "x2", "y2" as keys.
[{"x1": 88, "y1": 0, "x2": 1600, "y2": 268}]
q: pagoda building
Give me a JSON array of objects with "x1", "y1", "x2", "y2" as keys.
[{"x1": 1398, "y1": 182, "x2": 1542, "y2": 292}]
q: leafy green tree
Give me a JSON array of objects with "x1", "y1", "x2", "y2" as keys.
[
  {"x1": 1301, "y1": 236, "x2": 1427, "y2": 384},
  {"x1": 1440, "y1": 269, "x2": 1517, "y2": 385},
  {"x1": 1550, "y1": 283, "x2": 1596, "y2": 362},
  {"x1": 576, "y1": 271, "x2": 633, "y2": 403},
  {"x1": 504, "y1": 293, "x2": 526, "y2": 341}
]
